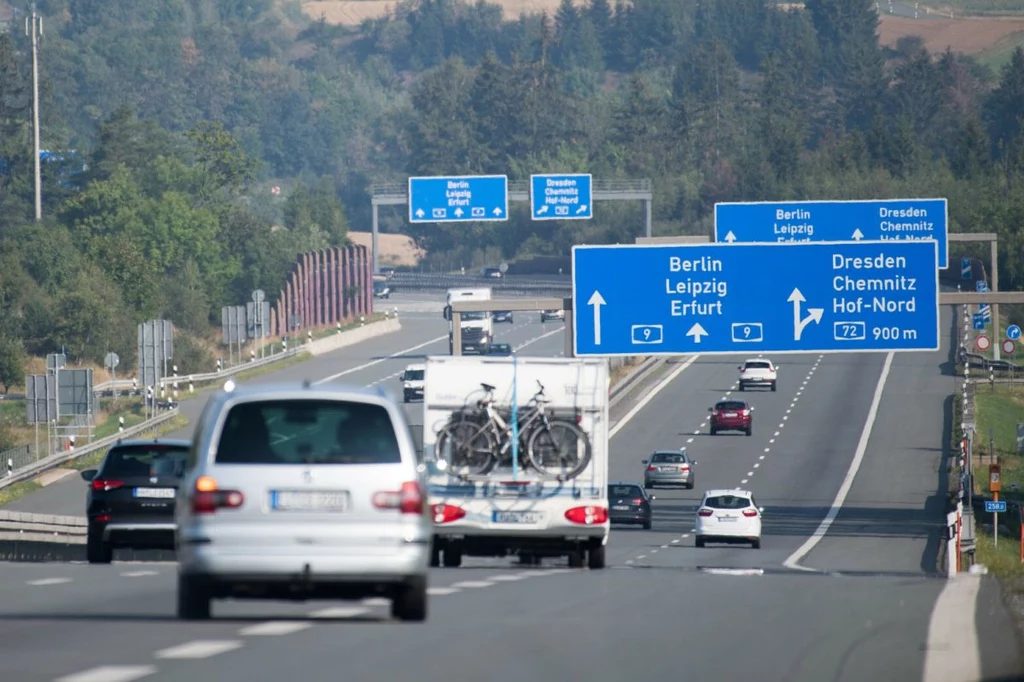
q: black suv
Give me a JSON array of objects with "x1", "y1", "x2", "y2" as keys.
[
  {"x1": 80, "y1": 438, "x2": 191, "y2": 564},
  {"x1": 608, "y1": 482, "x2": 655, "y2": 530}
]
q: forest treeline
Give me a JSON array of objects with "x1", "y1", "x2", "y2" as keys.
[{"x1": 0, "y1": 0, "x2": 1022, "y2": 382}]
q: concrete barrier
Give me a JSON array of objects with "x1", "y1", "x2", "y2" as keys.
[{"x1": 307, "y1": 317, "x2": 401, "y2": 356}]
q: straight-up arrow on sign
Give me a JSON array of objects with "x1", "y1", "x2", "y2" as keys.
[{"x1": 588, "y1": 291, "x2": 606, "y2": 345}]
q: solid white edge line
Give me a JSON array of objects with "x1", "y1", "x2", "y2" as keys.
[
  {"x1": 921, "y1": 575, "x2": 982, "y2": 682},
  {"x1": 314, "y1": 334, "x2": 449, "y2": 384},
  {"x1": 610, "y1": 356, "x2": 699, "y2": 438},
  {"x1": 782, "y1": 351, "x2": 894, "y2": 571}
]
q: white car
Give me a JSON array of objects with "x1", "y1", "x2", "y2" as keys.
[
  {"x1": 400, "y1": 363, "x2": 425, "y2": 403},
  {"x1": 738, "y1": 359, "x2": 777, "y2": 392},
  {"x1": 694, "y1": 489, "x2": 763, "y2": 549},
  {"x1": 540, "y1": 309, "x2": 564, "y2": 322}
]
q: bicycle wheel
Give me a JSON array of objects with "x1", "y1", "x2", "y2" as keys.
[
  {"x1": 526, "y1": 419, "x2": 592, "y2": 479},
  {"x1": 436, "y1": 421, "x2": 497, "y2": 477}
]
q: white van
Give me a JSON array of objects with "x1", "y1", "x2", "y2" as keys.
[{"x1": 400, "y1": 363, "x2": 425, "y2": 403}]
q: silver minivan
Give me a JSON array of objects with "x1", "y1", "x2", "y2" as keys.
[{"x1": 175, "y1": 381, "x2": 430, "y2": 621}]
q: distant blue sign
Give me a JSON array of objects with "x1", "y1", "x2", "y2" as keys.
[
  {"x1": 973, "y1": 313, "x2": 986, "y2": 330},
  {"x1": 714, "y1": 198, "x2": 949, "y2": 269},
  {"x1": 530, "y1": 174, "x2": 592, "y2": 221},
  {"x1": 408, "y1": 175, "x2": 508, "y2": 224},
  {"x1": 961, "y1": 258, "x2": 972, "y2": 280},
  {"x1": 977, "y1": 280, "x2": 989, "y2": 293},
  {"x1": 571, "y1": 240, "x2": 940, "y2": 357},
  {"x1": 1008, "y1": 325, "x2": 1022, "y2": 341},
  {"x1": 986, "y1": 500, "x2": 1007, "y2": 513}
]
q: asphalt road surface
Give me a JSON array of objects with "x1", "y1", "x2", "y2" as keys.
[{"x1": 0, "y1": 301, "x2": 1020, "y2": 682}]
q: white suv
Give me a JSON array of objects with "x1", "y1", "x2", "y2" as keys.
[
  {"x1": 695, "y1": 489, "x2": 763, "y2": 549},
  {"x1": 175, "y1": 381, "x2": 431, "y2": 622},
  {"x1": 738, "y1": 359, "x2": 777, "y2": 392}
]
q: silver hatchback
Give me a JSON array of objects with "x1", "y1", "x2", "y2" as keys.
[
  {"x1": 175, "y1": 381, "x2": 431, "y2": 622},
  {"x1": 643, "y1": 449, "x2": 695, "y2": 489}
]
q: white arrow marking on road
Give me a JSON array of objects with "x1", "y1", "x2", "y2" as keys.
[
  {"x1": 454, "y1": 207, "x2": 464, "y2": 217},
  {"x1": 493, "y1": 207, "x2": 503, "y2": 216},
  {"x1": 852, "y1": 228, "x2": 864, "y2": 240},
  {"x1": 415, "y1": 208, "x2": 425, "y2": 218},
  {"x1": 788, "y1": 288, "x2": 825, "y2": 341},
  {"x1": 724, "y1": 231, "x2": 737, "y2": 243},
  {"x1": 588, "y1": 291, "x2": 606, "y2": 345},
  {"x1": 686, "y1": 323, "x2": 708, "y2": 344}
]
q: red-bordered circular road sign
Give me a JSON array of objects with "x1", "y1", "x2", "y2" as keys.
[{"x1": 976, "y1": 335, "x2": 991, "y2": 352}]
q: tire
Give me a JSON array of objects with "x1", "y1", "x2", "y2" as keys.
[
  {"x1": 751, "y1": 539, "x2": 761, "y2": 550},
  {"x1": 588, "y1": 545, "x2": 606, "y2": 569},
  {"x1": 644, "y1": 482, "x2": 653, "y2": 489},
  {"x1": 642, "y1": 518, "x2": 652, "y2": 531},
  {"x1": 745, "y1": 426, "x2": 753, "y2": 437},
  {"x1": 442, "y1": 547, "x2": 462, "y2": 568},
  {"x1": 568, "y1": 550, "x2": 584, "y2": 568},
  {"x1": 695, "y1": 536, "x2": 705, "y2": 548},
  {"x1": 435, "y1": 421, "x2": 497, "y2": 477},
  {"x1": 526, "y1": 419, "x2": 592, "y2": 479},
  {"x1": 686, "y1": 481, "x2": 694, "y2": 490},
  {"x1": 391, "y1": 575, "x2": 427, "y2": 622},
  {"x1": 176, "y1": 574, "x2": 211, "y2": 620},
  {"x1": 430, "y1": 544, "x2": 441, "y2": 567},
  {"x1": 738, "y1": 383, "x2": 745, "y2": 391},
  {"x1": 403, "y1": 392, "x2": 410, "y2": 403},
  {"x1": 86, "y1": 527, "x2": 112, "y2": 564},
  {"x1": 771, "y1": 381, "x2": 777, "y2": 392},
  {"x1": 710, "y1": 427, "x2": 717, "y2": 435}
]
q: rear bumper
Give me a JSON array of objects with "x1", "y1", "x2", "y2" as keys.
[
  {"x1": 644, "y1": 472, "x2": 692, "y2": 485},
  {"x1": 712, "y1": 419, "x2": 750, "y2": 430},
  {"x1": 740, "y1": 377, "x2": 774, "y2": 386},
  {"x1": 609, "y1": 512, "x2": 649, "y2": 525},
  {"x1": 99, "y1": 522, "x2": 176, "y2": 549}
]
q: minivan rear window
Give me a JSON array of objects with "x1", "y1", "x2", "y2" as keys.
[
  {"x1": 704, "y1": 495, "x2": 752, "y2": 510},
  {"x1": 102, "y1": 444, "x2": 190, "y2": 478},
  {"x1": 215, "y1": 399, "x2": 402, "y2": 465}
]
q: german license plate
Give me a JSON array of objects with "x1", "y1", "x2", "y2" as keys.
[
  {"x1": 612, "y1": 505, "x2": 630, "y2": 511},
  {"x1": 492, "y1": 510, "x2": 543, "y2": 524},
  {"x1": 133, "y1": 487, "x2": 175, "y2": 499},
  {"x1": 717, "y1": 516, "x2": 737, "y2": 522},
  {"x1": 724, "y1": 412, "x2": 737, "y2": 417},
  {"x1": 271, "y1": 490, "x2": 349, "y2": 512}
]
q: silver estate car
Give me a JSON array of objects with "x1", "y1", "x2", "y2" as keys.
[
  {"x1": 643, "y1": 449, "x2": 695, "y2": 489},
  {"x1": 174, "y1": 381, "x2": 431, "y2": 622}
]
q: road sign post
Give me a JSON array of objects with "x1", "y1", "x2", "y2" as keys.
[
  {"x1": 571, "y1": 240, "x2": 940, "y2": 357},
  {"x1": 408, "y1": 175, "x2": 508, "y2": 223},
  {"x1": 713, "y1": 198, "x2": 949, "y2": 269},
  {"x1": 530, "y1": 174, "x2": 592, "y2": 220}
]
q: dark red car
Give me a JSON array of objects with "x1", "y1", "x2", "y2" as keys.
[{"x1": 709, "y1": 399, "x2": 753, "y2": 436}]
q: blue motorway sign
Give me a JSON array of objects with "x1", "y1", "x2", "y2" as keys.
[
  {"x1": 571, "y1": 240, "x2": 940, "y2": 357},
  {"x1": 714, "y1": 198, "x2": 949, "y2": 269},
  {"x1": 986, "y1": 500, "x2": 1007, "y2": 513},
  {"x1": 408, "y1": 175, "x2": 508, "y2": 223},
  {"x1": 974, "y1": 313, "x2": 987, "y2": 331},
  {"x1": 1008, "y1": 325, "x2": 1022, "y2": 341},
  {"x1": 531, "y1": 174, "x2": 592, "y2": 220},
  {"x1": 961, "y1": 258, "x2": 972, "y2": 280}
]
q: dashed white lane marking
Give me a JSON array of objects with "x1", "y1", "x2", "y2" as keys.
[
  {"x1": 741, "y1": 479, "x2": 748, "y2": 484},
  {"x1": 489, "y1": 574, "x2": 528, "y2": 582},
  {"x1": 315, "y1": 334, "x2": 448, "y2": 384},
  {"x1": 121, "y1": 570, "x2": 158, "y2": 577},
  {"x1": 774, "y1": 431, "x2": 780, "y2": 436},
  {"x1": 637, "y1": 554, "x2": 647, "y2": 560},
  {"x1": 753, "y1": 463, "x2": 760, "y2": 468},
  {"x1": 660, "y1": 544, "x2": 669, "y2": 549},
  {"x1": 746, "y1": 471, "x2": 753, "y2": 476},
  {"x1": 650, "y1": 549, "x2": 659, "y2": 554},
  {"x1": 362, "y1": 597, "x2": 390, "y2": 606},
  {"x1": 450, "y1": 580, "x2": 494, "y2": 589},
  {"x1": 764, "y1": 447, "x2": 770, "y2": 452},
  {"x1": 427, "y1": 586, "x2": 461, "y2": 595},
  {"x1": 56, "y1": 666, "x2": 157, "y2": 682},
  {"x1": 155, "y1": 640, "x2": 243, "y2": 660},
  {"x1": 671, "y1": 539, "x2": 680, "y2": 544},
  {"x1": 28, "y1": 577, "x2": 70, "y2": 585},
  {"x1": 309, "y1": 606, "x2": 370, "y2": 619},
  {"x1": 687, "y1": 438, "x2": 694, "y2": 443},
  {"x1": 239, "y1": 621, "x2": 313, "y2": 636},
  {"x1": 693, "y1": 430, "x2": 700, "y2": 435},
  {"x1": 759, "y1": 455, "x2": 765, "y2": 460},
  {"x1": 769, "y1": 438, "x2": 775, "y2": 443},
  {"x1": 626, "y1": 559, "x2": 635, "y2": 564}
]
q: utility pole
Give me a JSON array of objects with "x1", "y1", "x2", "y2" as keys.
[{"x1": 26, "y1": 3, "x2": 42, "y2": 222}]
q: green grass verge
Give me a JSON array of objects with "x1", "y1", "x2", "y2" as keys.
[
  {"x1": 0, "y1": 480, "x2": 41, "y2": 506},
  {"x1": 921, "y1": 0, "x2": 1024, "y2": 15},
  {"x1": 976, "y1": 526, "x2": 1024, "y2": 582},
  {"x1": 974, "y1": 385, "x2": 1024, "y2": 502}
]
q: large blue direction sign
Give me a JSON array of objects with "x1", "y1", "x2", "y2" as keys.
[
  {"x1": 714, "y1": 198, "x2": 949, "y2": 269},
  {"x1": 571, "y1": 240, "x2": 940, "y2": 357},
  {"x1": 531, "y1": 174, "x2": 592, "y2": 220},
  {"x1": 408, "y1": 175, "x2": 508, "y2": 223}
]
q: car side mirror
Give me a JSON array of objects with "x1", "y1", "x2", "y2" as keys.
[
  {"x1": 650, "y1": 495, "x2": 657, "y2": 501},
  {"x1": 749, "y1": 406, "x2": 755, "y2": 411},
  {"x1": 759, "y1": 507, "x2": 765, "y2": 513},
  {"x1": 80, "y1": 469, "x2": 97, "y2": 482},
  {"x1": 399, "y1": 372, "x2": 407, "y2": 381},
  {"x1": 692, "y1": 460, "x2": 698, "y2": 465},
  {"x1": 737, "y1": 366, "x2": 743, "y2": 371},
  {"x1": 442, "y1": 307, "x2": 451, "y2": 321},
  {"x1": 707, "y1": 407, "x2": 713, "y2": 412},
  {"x1": 641, "y1": 459, "x2": 648, "y2": 464}
]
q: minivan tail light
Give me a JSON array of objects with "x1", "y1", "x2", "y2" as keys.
[
  {"x1": 190, "y1": 478, "x2": 244, "y2": 514},
  {"x1": 564, "y1": 506, "x2": 608, "y2": 525},
  {"x1": 646, "y1": 465, "x2": 657, "y2": 472},
  {"x1": 697, "y1": 508, "x2": 714, "y2": 517},
  {"x1": 742, "y1": 409, "x2": 751, "y2": 416},
  {"x1": 373, "y1": 481, "x2": 425, "y2": 515},
  {"x1": 680, "y1": 465, "x2": 690, "y2": 471},
  {"x1": 742, "y1": 508, "x2": 759, "y2": 517},
  {"x1": 91, "y1": 479, "x2": 123, "y2": 492},
  {"x1": 430, "y1": 503, "x2": 466, "y2": 523}
]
